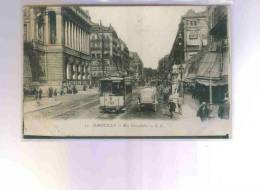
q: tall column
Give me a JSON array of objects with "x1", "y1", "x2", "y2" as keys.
[
  {"x1": 80, "y1": 29, "x2": 83, "y2": 51},
  {"x1": 76, "y1": 25, "x2": 79, "y2": 50},
  {"x1": 83, "y1": 32, "x2": 86, "y2": 52},
  {"x1": 77, "y1": 26, "x2": 79, "y2": 51},
  {"x1": 71, "y1": 23, "x2": 73, "y2": 48},
  {"x1": 64, "y1": 20, "x2": 67, "y2": 46},
  {"x1": 82, "y1": 30, "x2": 84, "y2": 52},
  {"x1": 78, "y1": 27, "x2": 80, "y2": 51},
  {"x1": 72, "y1": 23, "x2": 75, "y2": 49},
  {"x1": 68, "y1": 21, "x2": 71, "y2": 47},
  {"x1": 44, "y1": 11, "x2": 49, "y2": 44},
  {"x1": 29, "y1": 8, "x2": 35, "y2": 41},
  {"x1": 74, "y1": 25, "x2": 77, "y2": 50},
  {"x1": 86, "y1": 34, "x2": 90, "y2": 54},
  {"x1": 79, "y1": 28, "x2": 81, "y2": 51},
  {"x1": 74, "y1": 24, "x2": 77, "y2": 50},
  {"x1": 55, "y1": 9, "x2": 63, "y2": 44},
  {"x1": 66, "y1": 63, "x2": 72, "y2": 80}
]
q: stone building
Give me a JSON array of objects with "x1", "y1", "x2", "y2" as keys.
[
  {"x1": 157, "y1": 54, "x2": 171, "y2": 85},
  {"x1": 89, "y1": 23, "x2": 130, "y2": 86},
  {"x1": 184, "y1": 6, "x2": 230, "y2": 104},
  {"x1": 23, "y1": 6, "x2": 92, "y2": 90},
  {"x1": 129, "y1": 52, "x2": 143, "y2": 84},
  {"x1": 182, "y1": 9, "x2": 208, "y2": 62},
  {"x1": 166, "y1": 9, "x2": 208, "y2": 95}
]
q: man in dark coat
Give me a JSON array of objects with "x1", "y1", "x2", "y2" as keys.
[
  {"x1": 168, "y1": 101, "x2": 176, "y2": 118},
  {"x1": 38, "y1": 88, "x2": 42, "y2": 100},
  {"x1": 197, "y1": 102, "x2": 209, "y2": 122}
]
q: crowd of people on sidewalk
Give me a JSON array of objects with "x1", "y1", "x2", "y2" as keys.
[
  {"x1": 24, "y1": 84, "x2": 93, "y2": 106},
  {"x1": 156, "y1": 82, "x2": 230, "y2": 121},
  {"x1": 196, "y1": 98, "x2": 230, "y2": 122}
]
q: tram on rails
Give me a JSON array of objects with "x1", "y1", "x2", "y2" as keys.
[{"x1": 99, "y1": 76, "x2": 133, "y2": 112}]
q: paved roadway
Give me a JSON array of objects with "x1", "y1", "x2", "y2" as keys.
[{"x1": 24, "y1": 88, "x2": 180, "y2": 120}]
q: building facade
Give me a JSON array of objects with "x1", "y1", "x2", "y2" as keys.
[
  {"x1": 129, "y1": 51, "x2": 143, "y2": 85},
  {"x1": 157, "y1": 54, "x2": 171, "y2": 86},
  {"x1": 23, "y1": 6, "x2": 92, "y2": 90},
  {"x1": 89, "y1": 23, "x2": 130, "y2": 86},
  {"x1": 182, "y1": 9, "x2": 208, "y2": 62},
  {"x1": 184, "y1": 6, "x2": 230, "y2": 104}
]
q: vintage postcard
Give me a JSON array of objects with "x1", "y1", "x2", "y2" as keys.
[{"x1": 23, "y1": 5, "x2": 231, "y2": 138}]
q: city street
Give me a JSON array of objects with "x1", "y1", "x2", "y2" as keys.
[
  {"x1": 24, "y1": 87, "x2": 231, "y2": 137},
  {"x1": 24, "y1": 87, "x2": 180, "y2": 121}
]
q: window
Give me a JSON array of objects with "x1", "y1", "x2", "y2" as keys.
[
  {"x1": 188, "y1": 31, "x2": 198, "y2": 39},
  {"x1": 112, "y1": 81, "x2": 124, "y2": 96},
  {"x1": 49, "y1": 11, "x2": 56, "y2": 44},
  {"x1": 190, "y1": 21, "x2": 197, "y2": 26},
  {"x1": 24, "y1": 24, "x2": 28, "y2": 41}
]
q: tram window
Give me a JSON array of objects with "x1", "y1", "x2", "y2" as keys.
[
  {"x1": 112, "y1": 81, "x2": 124, "y2": 96},
  {"x1": 100, "y1": 81, "x2": 112, "y2": 95}
]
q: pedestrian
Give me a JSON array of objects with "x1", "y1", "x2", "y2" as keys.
[
  {"x1": 218, "y1": 98, "x2": 230, "y2": 119},
  {"x1": 72, "y1": 86, "x2": 78, "y2": 94},
  {"x1": 163, "y1": 86, "x2": 169, "y2": 103},
  {"x1": 168, "y1": 100, "x2": 176, "y2": 119},
  {"x1": 197, "y1": 102, "x2": 209, "y2": 122},
  {"x1": 60, "y1": 88, "x2": 64, "y2": 96},
  {"x1": 34, "y1": 88, "x2": 40, "y2": 106},
  {"x1": 177, "y1": 98, "x2": 182, "y2": 115},
  {"x1": 54, "y1": 88, "x2": 57, "y2": 96},
  {"x1": 38, "y1": 88, "x2": 42, "y2": 100},
  {"x1": 48, "y1": 87, "x2": 53, "y2": 98}
]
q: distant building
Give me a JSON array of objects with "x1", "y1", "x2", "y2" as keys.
[
  {"x1": 23, "y1": 6, "x2": 92, "y2": 90},
  {"x1": 129, "y1": 52, "x2": 143, "y2": 84},
  {"x1": 90, "y1": 23, "x2": 129, "y2": 85},
  {"x1": 157, "y1": 54, "x2": 171, "y2": 85}
]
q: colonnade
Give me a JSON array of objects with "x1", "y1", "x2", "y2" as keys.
[
  {"x1": 64, "y1": 20, "x2": 90, "y2": 53},
  {"x1": 66, "y1": 62, "x2": 90, "y2": 80}
]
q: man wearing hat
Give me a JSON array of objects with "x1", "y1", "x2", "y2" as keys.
[{"x1": 197, "y1": 102, "x2": 209, "y2": 122}]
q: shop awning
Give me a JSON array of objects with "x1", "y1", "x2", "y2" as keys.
[
  {"x1": 196, "y1": 78, "x2": 228, "y2": 86},
  {"x1": 184, "y1": 47, "x2": 229, "y2": 86},
  {"x1": 196, "y1": 51, "x2": 220, "y2": 78}
]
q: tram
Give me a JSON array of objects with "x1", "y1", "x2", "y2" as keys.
[{"x1": 99, "y1": 76, "x2": 133, "y2": 112}]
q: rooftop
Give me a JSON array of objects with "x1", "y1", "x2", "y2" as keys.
[{"x1": 183, "y1": 9, "x2": 207, "y2": 18}]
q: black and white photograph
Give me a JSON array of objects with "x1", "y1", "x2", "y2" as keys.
[{"x1": 23, "y1": 5, "x2": 231, "y2": 137}]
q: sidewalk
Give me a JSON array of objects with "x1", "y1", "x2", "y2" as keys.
[
  {"x1": 180, "y1": 94, "x2": 199, "y2": 120},
  {"x1": 24, "y1": 98, "x2": 61, "y2": 114},
  {"x1": 182, "y1": 94, "x2": 220, "y2": 118},
  {"x1": 23, "y1": 88, "x2": 99, "y2": 114}
]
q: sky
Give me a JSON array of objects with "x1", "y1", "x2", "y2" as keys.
[{"x1": 83, "y1": 6, "x2": 206, "y2": 69}]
